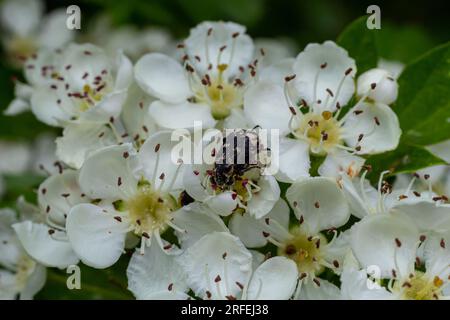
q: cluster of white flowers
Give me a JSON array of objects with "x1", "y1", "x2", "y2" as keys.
[{"x1": 0, "y1": 4, "x2": 449, "y2": 300}]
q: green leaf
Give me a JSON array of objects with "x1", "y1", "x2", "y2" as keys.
[
  {"x1": 36, "y1": 257, "x2": 133, "y2": 300},
  {"x1": 367, "y1": 144, "x2": 447, "y2": 180},
  {"x1": 337, "y1": 16, "x2": 379, "y2": 74},
  {"x1": 394, "y1": 42, "x2": 450, "y2": 145}
]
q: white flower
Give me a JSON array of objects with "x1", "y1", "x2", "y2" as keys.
[
  {"x1": 350, "y1": 212, "x2": 450, "y2": 300},
  {"x1": 90, "y1": 16, "x2": 173, "y2": 61},
  {"x1": 0, "y1": 0, "x2": 74, "y2": 66},
  {"x1": 12, "y1": 170, "x2": 82, "y2": 268},
  {"x1": 0, "y1": 208, "x2": 46, "y2": 299},
  {"x1": 244, "y1": 41, "x2": 401, "y2": 181},
  {"x1": 127, "y1": 240, "x2": 190, "y2": 300},
  {"x1": 179, "y1": 232, "x2": 298, "y2": 300},
  {"x1": 357, "y1": 68, "x2": 399, "y2": 105},
  {"x1": 342, "y1": 170, "x2": 450, "y2": 232},
  {"x1": 240, "y1": 176, "x2": 351, "y2": 295},
  {"x1": 134, "y1": 21, "x2": 261, "y2": 129},
  {"x1": 66, "y1": 132, "x2": 187, "y2": 268}
]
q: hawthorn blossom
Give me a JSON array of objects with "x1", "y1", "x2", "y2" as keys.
[
  {"x1": 12, "y1": 170, "x2": 82, "y2": 269},
  {"x1": 341, "y1": 169, "x2": 450, "y2": 232},
  {"x1": 178, "y1": 232, "x2": 298, "y2": 300},
  {"x1": 0, "y1": 0, "x2": 74, "y2": 66},
  {"x1": 66, "y1": 132, "x2": 188, "y2": 268},
  {"x1": 241, "y1": 176, "x2": 351, "y2": 295},
  {"x1": 0, "y1": 208, "x2": 46, "y2": 299},
  {"x1": 134, "y1": 21, "x2": 262, "y2": 129},
  {"x1": 244, "y1": 41, "x2": 401, "y2": 182},
  {"x1": 350, "y1": 212, "x2": 450, "y2": 300}
]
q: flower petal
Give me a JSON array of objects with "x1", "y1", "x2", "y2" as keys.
[
  {"x1": 276, "y1": 137, "x2": 311, "y2": 183},
  {"x1": 243, "y1": 81, "x2": 291, "y2": 135},
  {"x1": 13, "y1": 221, "x2": 78, "y2": 268},
  {"x1": 246, "y1": 256, "x2": 298, "y2": 300},
  {"x1": 343, "y1": 102, "x2": 401, "y2": 154},
  {"x1": 134, "y1": 53, "x2": 190, "y2": 103},
  {"x1": 127, "y1": 241, "x2": 188, "y2": 299},
  {"x1": 172, "y1": 202, "x2": 228, "y2": 249},
  {"x1": 286, "y1": 177, "x2": 349, "y2": 233},
  {"x1": 318, "y1": 150, "x2": 365, "y2": 179},
  {"x1": 350, "y1": 212, "x2": 419, "y2": 278},
  {"x1": 247, "y1": 175, "x2": 280, "y2": 219},
  {"x1": 149, "y1": 100, "x2": 216, "y2": 130},
  {"x1": 293, "y1": 41, "x2": 356, "y2": 111},
  {"x1": 179, "y1": 232, "x2": 252, "y2": 300},
  {"x1": 56, "y1": 121, "x2": 117, "y2": 169},
  {"x1": 78, "y1": 144, "x2": 138, "y2": 200},
  {"x1": 66, "y1": 203, "x2": 128, "y2": 269}
]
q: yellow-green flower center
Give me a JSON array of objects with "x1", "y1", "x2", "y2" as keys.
[
  {"x1": 126, "y1": 185, "x2": 177, "y2": 236},
  {"x1": 394, "y1": 272, "x2": 444, "y2": 300},
  {"x1": 278, "y1": 226, "x2": 327, "y2": 275},
  {"x1": 295, "y1": 111, "x2": 342, "y2": 155}
]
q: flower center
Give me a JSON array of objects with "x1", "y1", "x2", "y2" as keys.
[
  {"x1": 295, "y1": 111, "x2": 342, "y2": 155},
  {"x1": 394, "y1": 272, "x2": 444, "y2": 300},
  {"x1": 7, "y1": 36, "x2": 37, "y2": 61},
  {"x1": 15, "y1": 254, "x2": 36, "y2": 289},
  {"x1": 278, "y1": 227, "x2": 327, "y2": 275},
  {"x1": 126, "y1": 184, "x2": 177, "y2": 236},
  {"x1": 196, "y1": 65, "x2": 241, "y2": 120}
]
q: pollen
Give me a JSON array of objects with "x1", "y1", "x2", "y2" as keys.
[
  {"x1": 278, "y1": 226, "x2": 327, "y2": 275},
  {"x1": 126, "y1": 185, "x2": 177, "y2": 236}
]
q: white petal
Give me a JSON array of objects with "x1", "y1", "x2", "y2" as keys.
[
  {"x1": 183, "y1": 163, "x2": 213, "y2": 202},
  {"x1": 357, "y1": 68, "x2": 398, "y2": 105},
  {"x1": 276, "y1": 137, "x2": 311, "y2": 183},
  {"x1": 340, "y1": 267, "x2": 393, "y2": 300},
  {"x1": 341, "y1": 175, "x2": 378, "y2": 218},
  {"x1": 0, "y1": 0, "x2": 42, "y2": 37},
  {"x1": 259, "y1": 58, "x2": 295, "y2": 86},
  {"x1": 343, "y1": 102, "x2": 401, "y2": 154},
  {"x1": 66, "y1": 203, "x2": 128, "y2": 269},
  {"x1": 37, "y1": 9, "x2": 74, "y2": 49},
  {"x1": 297, "y1": 279, "x2": 341, "y2": 300},
  {"x1": 286, "y1": 177, "x2": 349, "y2": 233},
  {"x1": 180, "y1": 232, "x2": 252, "y2": 300},
  {"x1": 80, "y1": 90, "x2": 128, "y2": 123},
  {"x1": 172, "y1": 202, "x2": 228, "y2": 249},
  {"x1": 38, "y1": 170, "x2": 85, "y2": 226},
  {"x1": 113, "y1": 51, "x2": 133, "y2": 91},
  {"x1": 30, "y1": 86, "x2": 72, "y2": 127},
  {"x1": 4, "y1": 98, "x2": 29, "y2": 116},
  {"x1": 134, "y1": 53, "x2": 190, "y2": 103},
  {"x1": 423, "y1": 232, "x2": 450, "y2": 279},
  {"x1": 138, "y1": 130, "x2": 185, "y2": 191},
  {"x1": 293, "y1": 41, "x2": 356, "y2": 111},
  {"x1": 377, "y1": 59, "x2": 404, "y2": 79},
  {"x1": 127, "y1": 241, "x2": 188, "y2": 299},
  {"x1": 246, "y1": 257, "x2": 298, "y2": 300},
  {"x1": 13, "y1": 222, "x2": 78, "y2": 268},
  {"x1": 205, "y1": 191, "x2": 239, "y2": 216},
  {"x1": 59, "y1": 43, "x2": 111, "y2": 92},
  {"x1": 149, "y1": 100, "x2": 216, "y2": 130},
  {"x1": 0, "y1": 140, "x2": 31, "y2": 174},
  {"x1": 222, "y1": 108, "x2": 250, "y2": 129},
  {"x1": 247, "y1": 175, "x2": 280, "y2": 219},
  {"x1": 391, "y1": 200, "x2": 450, "y2": 233},
  {"x1": 121, "y1": 83, "x2": 157, "y2": 141},
  {"x1": 79, "y1": 144, "x2": 138, "y2": 200},
  {"x1": 350, "y1": 213, "x2": 419, "y2": 278},
  {"x1": 185, "y1": 21, "x2": 254, "y2": 77},
  {"x1": 426, "y1": 139, "x2": 450, "y2": 163},
  {"x1": 56, "y1": 122, "x2": 117, "y2": 169},
  {"x1": 0, "y1": 270, "x2": 19, "y2": 299},
  {"x1": 19, "y1": 264, "x2": 46, "y2": 300},
  {"x1": 243, "y1": 81, "x2": 291, "y2": 135},
  {"x1": 318, "y1": 150, "x2": 365, "y2": 178}
]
